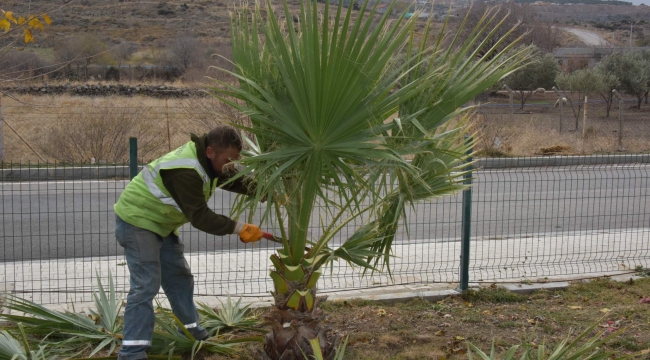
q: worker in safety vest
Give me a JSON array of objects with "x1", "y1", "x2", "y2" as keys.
[{"x1": 114, "y1": 125, "x2": 263, "y2": 360}]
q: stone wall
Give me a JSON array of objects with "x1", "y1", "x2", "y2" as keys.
[{"x1": 0, "y1": 84, "x2": 207, "y2": 97}]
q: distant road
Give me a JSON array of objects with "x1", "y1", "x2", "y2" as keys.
[
  {"x1": 2, "y1": 164, "x2": 649, "y2": 262},
  {"x1": 560, "y1": 27, "x2": 611, "y2": 47}
]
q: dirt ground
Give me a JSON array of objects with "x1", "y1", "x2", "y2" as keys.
[
  {"x1": 205, "y1": 276, "x2": 650, "y2": 359},
  {"x1": 475, "y1": 92, "x2": 650, "y2": 157}
]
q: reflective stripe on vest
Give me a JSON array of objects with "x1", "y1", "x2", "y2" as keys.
[{"x1": 141, "y1": 158, "x2": 210, "y2": 212}]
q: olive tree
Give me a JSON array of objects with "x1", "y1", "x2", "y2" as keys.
[
  {"x1": 596, "y1": 52, "x2": 649, "y2": 110},
  {"x1": 555, "y1": 68, "x2": 607, "y2": 129},
  {"x1": 502, "y1": 46, "x2": 560, "y2": 108},
  {"x1": 593, "y1": 56, "x2": 621, "y2": 118}
]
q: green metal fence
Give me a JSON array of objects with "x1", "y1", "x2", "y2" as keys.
[
  {"x1": 1, "y1": 97, "x2": 650, "y2": 305},
  {"x1": 1, "y1": 151, "x2": 648, "y2": 305}
]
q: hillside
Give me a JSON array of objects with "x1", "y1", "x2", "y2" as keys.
[
  {"x1": 1, "y1": 0, "x2": 649, "y2": 84},
  {"x1": 3, "y1": 0, "x2": 234, "y2": 48},
  {"x1": 5, "y1": 0, "x2": 649, "y2": 52}
]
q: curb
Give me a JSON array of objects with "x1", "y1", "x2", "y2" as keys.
[
  {"x1": 477, "y1": 154, "x2": 650, "y2": 169},
  {"x1": 2, "y1": 154, "x2": 649, "y2": 181},
  {"x1": 0, "y1": 165, "x2": 141, "y2": 182},
  {"x1": 2, "y1": 273, "x2": 645, "y2": 314}
]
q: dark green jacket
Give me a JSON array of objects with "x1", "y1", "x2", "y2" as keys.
[{"x1": 160, "y1": 133, "x2": 251, "y2": 236}]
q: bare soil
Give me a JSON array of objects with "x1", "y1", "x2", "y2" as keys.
[
  {"x1": 475, "y1": 92, "x2": 650, "y2": 156},
  {"x1": 208, "y1": 276, "x2": 650, "y2": 359}
]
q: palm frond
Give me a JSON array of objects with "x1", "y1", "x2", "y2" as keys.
[
  {"x1": 196, "y1": 295, "x2": 263, "y2": 335},
  {"x1": 0, "y1": 329, "x2": 28, "y2": 360},
  {"x1": 151, "y1": 304, "x2": 258, "y2": 358},
  {"x1": 363, "y1": 6, "x2": 533, "y2": 275},
  {"x1": 0, "y1": 271, "x2": 123, "y2": 357},
  {"x1": 0, "y1": 323, "x2": 77, "y2": 360},
  {"x1": 212, "y1": 0, "x2": 434, "y2": 263}
]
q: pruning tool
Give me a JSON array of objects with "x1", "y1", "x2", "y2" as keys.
[{"x1": 262, "y1": 232, "x2": 283, "y2": 244}]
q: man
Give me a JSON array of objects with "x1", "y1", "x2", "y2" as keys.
[{"x1": 114, "y1": 125, "x2": 263, "y2": 360}]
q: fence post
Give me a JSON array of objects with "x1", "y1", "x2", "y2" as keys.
[
  {"x1": 129, "y1": 137, "x2": 138, "y2": 180},
  {"x1": 552, "y1": 87, "x2": 565, "y2": 133},
  {"x1": 612, "y1": 90, "x2": 624, "y2": 151},
  {"x1": 503, "y1": 84, "x2": 513, "y2": 121},
  {"x1": 582, "y1": 96, "x2": 587, "y2": 138},
  {"x1": 0, "y1": 99, "x2": 4, "y2": 163},
  {"x1": 459, "y1": 137, "x2": 474, "y2": 291}
]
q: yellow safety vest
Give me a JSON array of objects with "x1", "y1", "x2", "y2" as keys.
[{"x1": 114, "y1": 141, "x2": 217, "y2": 237}]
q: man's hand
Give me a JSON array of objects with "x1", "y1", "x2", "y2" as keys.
[{"x1": 236, "y1": 223, "x2": 263, "y2": 243}]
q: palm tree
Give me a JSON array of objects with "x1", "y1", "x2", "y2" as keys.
[{"x1": 211, "y1": 0, "x2": 531, "y2": 358}]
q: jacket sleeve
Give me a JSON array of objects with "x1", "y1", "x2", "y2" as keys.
[{"x1": 160, "y1": 168, "x2": 237, "y2": 236}]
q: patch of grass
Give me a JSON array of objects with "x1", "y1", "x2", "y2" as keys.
[
  {"x1": 395, "y1": 298, "x2": 432, "y2": 312},
  {"x1": 462, "y1": 286, "x2": 526, "y2": 303},
  {"x1": 496, "y1": 321, "x2": 519, "y2": 328},
  {"x1": 609, "y1": 335, "x2": 646, "y2": 352},
  {"x1": 320, "y1": 298, "x2": 377, "y2": 311}
]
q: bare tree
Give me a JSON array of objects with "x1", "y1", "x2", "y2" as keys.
[
  {"x1": 529, "y1": 22, "x2": 561, "y2": 53},
  {"x1": 112, "y1": 41, "x2": 137, "y2": 68},
  {"x1": 455, "y1": 2, "x2": 561, "y2": 55},
  {"x1": 166, "y1": 34, "x2": 204, "y2": 71},
  {"x1": 55, "y1": 34, "x2": 111, "y2": 80},
  {"x1": 454, "y1": 1, "x2": 535, "y2": 58}
]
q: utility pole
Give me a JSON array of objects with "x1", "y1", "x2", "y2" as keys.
[
  {"x1": 552, "y1": 86, "x2": 566, "y2": 133},
  {"x1": 630, "y1": 21, "x2": 633, "y2": 48}
]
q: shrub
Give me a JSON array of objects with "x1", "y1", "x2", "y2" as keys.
[
  {"x1": 40, "y1": 100, "x2": 165, "y2": 163},
  {"x1": 158, "y1": 9, "x2": 175, "y2": 16}
]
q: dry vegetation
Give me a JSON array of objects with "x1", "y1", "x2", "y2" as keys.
[
  {"x1": 0, "y1": 94, "x2": 235, "y2": 163},
  {"x1": 473, "y1": 93, "x2": 650, "y2": 157},
  {"x1": 2, "y1": 92, "x2": 649, "y2": 163}
]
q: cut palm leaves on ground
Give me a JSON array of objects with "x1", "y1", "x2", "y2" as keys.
[
  {"x1": 0, "y1": 271, "x2": 123, "y2": 357},
  {"x1": 0, "y1": 323, "x2": 77, "y2": 360},
  {"x1": 151, "y1": 304, "x2": 263, "y2": 358},
  {"x1": 467, "y1": 322, "x2": 645, "y2": 359},
  {"x1": 210, "y1": 0, "x2": 532, "y2": 358},
  {"x1": 197, "y1": 295, "x2": 264, "y2": 335}
]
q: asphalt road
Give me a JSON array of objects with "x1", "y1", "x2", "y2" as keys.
[
  {"x1": 1, "y1": 164, "x2": 648, "y2": 262},
  {"x1": 559, "y1": 27, "x2": 611, "y2": 47}
]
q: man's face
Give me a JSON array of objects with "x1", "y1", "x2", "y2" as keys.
[{"x1": 206, "y1": 146, "x2": 241, "y2": 176}]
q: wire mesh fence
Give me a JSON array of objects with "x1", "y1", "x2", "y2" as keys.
[
  {"x1": 2, "y1": 157, "x2": 648, "y2": 305},
  {"x1": 0, "y1": 98, "x2": 649, "y2": 305}
]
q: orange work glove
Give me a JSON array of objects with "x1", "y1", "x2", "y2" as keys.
[{"x1": 235, "y1": 223, "x2": 263, "y2": 243}]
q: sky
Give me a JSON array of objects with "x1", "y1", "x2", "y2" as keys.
[{"x1": 627, "y1": 0, "x2": 650, "y2": 5}]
